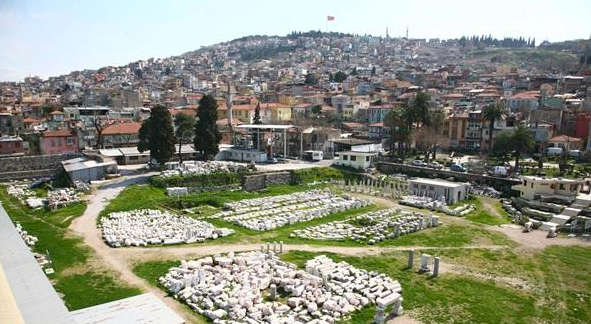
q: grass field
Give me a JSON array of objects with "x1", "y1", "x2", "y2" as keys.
[
  {"x1": 132, "y1": 244, "x2": 591, "y2": 324},
  {"x1": 0, "y1": 186, "x2": 141, "y2": 310},
  {"x1": 462, "y1": 197, "x2": 511, "y2": 226},
  {"x1": 100, "y1": 184, "x2": 515, "y2": 248}
]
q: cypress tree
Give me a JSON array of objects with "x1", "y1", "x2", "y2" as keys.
[
  {"x1": 194, "y1": 94, "x2": 222, "y2": 160},
  {"x1": 137, "y1": 105, "x2": 176, "y2": 165}
]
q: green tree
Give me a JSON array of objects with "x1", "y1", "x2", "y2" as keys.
[
  {"x1": 409, "y1": 92, "x2": 431, "y2": 126},
  {"x1": 510, "y1": 124, "x2": 535, "y2": 173},
  {"x1": 304, "y1": 73, "x2": 318, "y2": 85},
  {"x1": 425, "y1": 108, "x2": 445, "y2": 161},
  {"x1": 174, "y1": 113, "x2": 196, "y2": 164},
  {"x1": 194, "y1": 95, "x2": 222, "y2": 160},
  {"x1": 334, "y1": 71, "x2": 347, "y2": 83},
  {"x1": 137, "y1": 105, "x2": 176, "y2": 165},
  {"x1": 252, "y1": 102, "x2": 263, "y2": 150},
  {"x1": 493, "y1": 124, "x2": 535, "y2": 173},
  {"x1": 311, "y1": 105, "x2": 323, "y2": 115},
  {"x1": 252, "y1": 102, "x2": 262, "y2": 124},
  {"x1": 482, "y1": 104, "x2": 505, "y2": 152}
]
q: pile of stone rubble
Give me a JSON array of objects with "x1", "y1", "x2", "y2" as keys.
[
  {"x1": 15, "y1": 222, "x2": 38, "y2": 247},
  {"x1": 159, "y1": 251, "x2": 403, "y2": 324},
  {"x1": 400, "y1": 195, "x2": 475, "y2": 216},
  {"x1": 100, "y1": 209, "x2": 235, "y2": 247},
  {"x1": 6, "y1": 182, "x2": 37, "y2": 204},
  {"x1": 15, "y1": 222, "x2": 53, "y2": 274},
  {"x1": 293, "y1": 208, "x2": 440, "y2": 244},
  {"x1": 46, "y1": 188, "x2": 81, "y2": 210},
  {"x1": 211, "y1": 189, "x2": 370, "y2": 231},
  {"x1": 161, "y1": 161, "x2": 247, "y2": 177}
]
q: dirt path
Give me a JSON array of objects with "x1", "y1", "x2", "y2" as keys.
[{"x1": 488, "y1": 224, "x2": 591, "y2": 249}]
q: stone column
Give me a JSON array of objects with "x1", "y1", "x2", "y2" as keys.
[
  {"x1": 279, "y1": 241, "x2": 283, "y2": 254},
  {"x1": 373, "y1": 306, "x2": 386, "y2": 324},
  {"x1": 269, "y1": 284, "x2": 277, "y2": 300},
  {"x1": 273, "y1": 241, "x2": 277, "y2": 253},
  {"x1": 266, "y1": 242, "x2": 270, "y2": 253},
  {"x1": 407, "y1": 249, "x2": 414, "y2": 269},
  {"x1": 433, "y1": 257, "x2": 440, "y2": 277}
]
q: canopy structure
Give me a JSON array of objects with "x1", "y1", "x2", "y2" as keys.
[{"x1": 234, "y1": 124, "x2": 297, "y2": 158}]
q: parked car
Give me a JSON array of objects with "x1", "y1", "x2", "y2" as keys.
[
  {"x1": 412, "y1": 160, "x2": 427, "y2": 167},
  {"x1": 428, "y1": 162, "x2": 443, "y2": 169},
  {"x1": 450, "y1": 163, "x2": 466, "y2": 172}
]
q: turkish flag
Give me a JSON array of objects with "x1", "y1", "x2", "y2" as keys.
[{"x1": 327, "y1": 15, "x2": 335, "y2": 21}]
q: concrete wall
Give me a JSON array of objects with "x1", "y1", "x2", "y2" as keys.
[{"x1": 0, "y1": 154, "x2": 81, "y2": 180}]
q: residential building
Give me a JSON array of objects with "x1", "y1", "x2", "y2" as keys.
[
  {"x1": 101, "y1": 122, "x2": 141, "y2": 148},
  {"x1": 40, "y1": 129, "x2": 79, "y2": 155}
]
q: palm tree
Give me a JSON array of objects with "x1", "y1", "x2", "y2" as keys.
[
  {"x1": 482, "y1": 104, "x2": 504, "y2": 152},
  {"x1": 509, "y1": 124, "x2": 536, "y2": 174},
  {"x1": 426, "y1": 108, "x2": 445, "y2": 161}
]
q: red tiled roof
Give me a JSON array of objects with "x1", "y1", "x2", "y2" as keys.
[
  {"x1": 549, "y1": 135, "x2": 582, "y2": 143},
  {"x1": 42, "y1": 129, "x2": 75, "y2": 137},
  {"x1": 102, "y1": 122, "x2": 141, "y2": 135}
]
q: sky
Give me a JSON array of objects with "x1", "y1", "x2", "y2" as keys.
[{"x1": 1, "y1": 0, "x2": 590, "y2": 81}]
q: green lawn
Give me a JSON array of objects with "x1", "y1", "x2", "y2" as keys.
[
  {"x1": 0, "y1": 186, "x2": 141, "y2": 310},
  {"x1": 464, "y1": 197, "x2": 511, "y2": 226},
  {"x1": 132, "y1": 246, "x2": 591, "y2": 324},
  {"x1": 281, "y1": 247, "x2": 591, "y2": 324}
]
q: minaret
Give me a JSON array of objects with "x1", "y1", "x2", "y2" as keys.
[
  {"x1": 405, "y1": 26, "x2": 409, "y2": 39},
  {"x1": 226, "y1": 82, "x2": 234, "y2": 144},
  {"x1": 386, "y1": 26, "x2": 389, "y2": 39}
]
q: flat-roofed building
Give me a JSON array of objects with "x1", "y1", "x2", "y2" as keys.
[
  {"x1": 408, "y1": 177, "x2": 470, "y2": 204},
  {"x1": 511, "y1": 176, "x2": 581, "y2": 201}
]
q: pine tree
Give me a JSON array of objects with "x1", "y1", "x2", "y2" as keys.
[
  {"x1": 194, "y1": 95, "x2": 222, "y2": 160},
  {"x1": 137, "y1": 105, "x2": 176, "y2": 166}
]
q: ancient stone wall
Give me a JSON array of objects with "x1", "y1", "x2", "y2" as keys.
[
  {"x1": 241, "y1": 171, "x2": 292, "y2": 191},
  {"x1": 0, "y1": 154, "x2": 80, "y2": 180}
]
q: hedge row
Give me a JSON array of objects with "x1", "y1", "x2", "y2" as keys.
[{"x1": 150, "y1": 172, "x2": 243, "y2": 188}]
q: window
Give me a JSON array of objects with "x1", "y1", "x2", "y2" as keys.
[
  {"x1": 366, "y1": 156, "x2": 370, "y2": 162},
  {"x1": 413, "y1": 184, "x2": 419, "y2": 189},
  {"x1": 58, "y1": 138, "x2": 62, "y2": 146},
  {"x1": 523, "y1": 180, "x2": 527, "y2": 186},
  {"x1": 66, "y1": 138, "x2": 74, "y2": 146},
  {"x1": 129, "y1": 156, "x2": 139, "y2": 160},
  {"x1": 343, "y1": 155, "x2": 348, "y2": 161},
  {"x1": 420, "y1": 185, "x2": 426, "y2": 190},
  {"x1": 559, "y1": 184, "x2": 565, "y2": 190},
  {"x1": 429, "y1": 186, "x2": 435, "y2": 191},
  {"x1": 51, "y1": 139, "x2": 56, "y2": 147},
  {"x1": 350, "y1": 155, "x2": 357, "y2": 161}
]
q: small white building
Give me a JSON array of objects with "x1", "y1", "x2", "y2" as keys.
[
  {"x1": 409, "y1": 178, "x2": 470, "y2": 204},
  {"x1": 511, "y1": 176, "x2": 581, "y2": 201},
  {"x1": 332, "y1": 151, "x2": 376, "y2": 170}
]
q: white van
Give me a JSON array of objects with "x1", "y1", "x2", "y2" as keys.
[
  {"x1": 546, "y1": 147, "x2": 563, "y2": 156},
  {"x1": 304, "y1": 150, "x2": 323, "y2": 161},
  {"x1": 491, "y1": 166, "x2": 508, "y2": 176}
]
